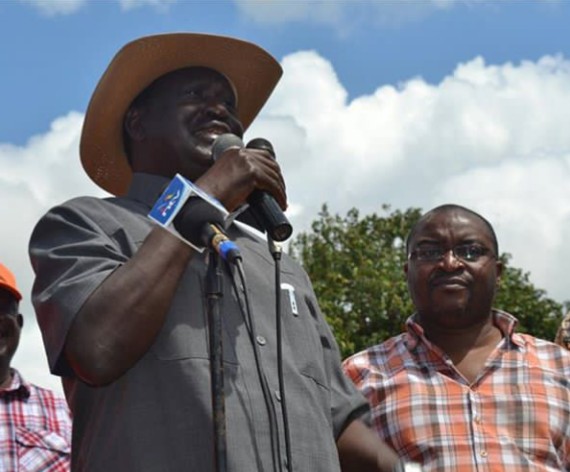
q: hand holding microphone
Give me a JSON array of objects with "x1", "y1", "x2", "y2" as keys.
[
  {"x1": 211, "y1": 134, "x2": 293, "y2": 242},
  {"x1": 152, "y1": 133, "x2": 292, "y2": 265}
]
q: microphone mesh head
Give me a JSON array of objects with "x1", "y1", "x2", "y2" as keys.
[
  {"x1": 246, "y1": 138, "x2": 274, "y2": 158},
  {"x1": 212, "y1": 134, "x2": 244, "y2": 161}
]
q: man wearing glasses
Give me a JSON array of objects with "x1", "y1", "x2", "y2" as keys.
[{"x1": 343, "y1": 204, "x2": 570, "y2": 471}]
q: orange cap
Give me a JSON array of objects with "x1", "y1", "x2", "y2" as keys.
[{"x1": 0, "y1": 263, "x2": 22, "y2": 301}]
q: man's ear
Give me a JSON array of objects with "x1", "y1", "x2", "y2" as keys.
[
  {"x1": 17, "y1": 314, "x2": 23, "y2": 329},
  {"x1": 124, "y1": 106, "x2": 145, "y2": 142},
  {"x1": 495, "y1": 259, "x2": 503, "y2": 282}
]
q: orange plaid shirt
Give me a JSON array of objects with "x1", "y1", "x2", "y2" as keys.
[{"x1": 343, "y1": 310, "x2": 570, "y2": 471}]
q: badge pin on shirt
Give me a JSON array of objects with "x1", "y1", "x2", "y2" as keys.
[{"x1": 281, "y1": 283, "x2": 298, "y2": 316}]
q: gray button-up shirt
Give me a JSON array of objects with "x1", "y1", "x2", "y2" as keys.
[{"x1": 29, "y1": 173, "x2": 369, "y2": 472}]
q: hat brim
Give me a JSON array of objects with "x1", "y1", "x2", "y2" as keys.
[
  {"x1": 80, "y1": 33, "x2": 283, "y2": 196},
  {"x1": 0, "y1": 283, "x2": 22, "y2": 302}
]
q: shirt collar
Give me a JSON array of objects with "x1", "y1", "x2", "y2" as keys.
[
  {"x1": 0, "y1": 368, "x2": 31, "y2": 397},
  {"x1": 493, "y1": 308, "x2": 525, "y2": 348},
  {"x1": 404, "y1": 309, "x2": 524, "y2": 352},
  {"x1": 125, "y1": 172, "x2": 171, "y2": 209}
]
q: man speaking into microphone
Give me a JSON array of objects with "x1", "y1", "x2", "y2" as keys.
[{"x1": 28, "y1": 33, "x2": 401, "y2": 472}]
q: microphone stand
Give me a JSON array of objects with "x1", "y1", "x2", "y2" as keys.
[
  {"x1": 268, "y1": 238, "x2": 293, "y2": 472},
  {"x1": 206, "y1": 249, "x2": 227, "y2": 472}
]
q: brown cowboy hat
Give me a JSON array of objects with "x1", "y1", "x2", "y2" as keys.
[{"x1": 80, "y1": 32, "x2": 283, "y2": 196}]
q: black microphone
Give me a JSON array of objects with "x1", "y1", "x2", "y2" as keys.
[
  {"x1": 173, "y1": 197, "x2": 242, "y2": 264},
  {"x1": 212, "y1": 134, "x2": 293, "y2": 242}
]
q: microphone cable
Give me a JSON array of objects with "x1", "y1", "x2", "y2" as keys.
[
  {"x1": 229, "y1": 258, "x2": 284, "y2": 472},
  {"x1": 267, "y1": 238, "x2": 293, "y2": 472}
]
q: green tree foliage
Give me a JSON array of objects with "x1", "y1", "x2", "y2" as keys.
[
  {"x1": 290, "y1": 205, "x2": 567, "y2": 358},
  {"x1": 495, "y1": 254, "x2": 563, "y2": 341}
]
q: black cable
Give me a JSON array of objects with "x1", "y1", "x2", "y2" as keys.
[
  {"x1": 267, "y1": 238, "x2": 293, "y2": 472},
  {"x1": 230, "y1": 259, "x2": 283, "y2": 472}
]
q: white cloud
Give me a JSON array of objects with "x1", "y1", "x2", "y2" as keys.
[
  {"x1": 4, "y1": 51, "x2": 570, "y2": 392},
  {"x1": 19, "y1": 0, "x2": 87, "y2": 16},
  {"x1": 1, "y1": 111, "x2": 104, "y2": 393},
  {"x1": 19, "y1": 0, "x2": 176, "y2": 16},
  {"x1": 233, "y1": 0, "x2": 561, "y2": 27},
  {"x1": 434, "y1": 154, "x2": 570, "y2": 301},
  {"x1": 250, "y1": 51, "x2": 570, "y2": 305},
  {"x1": 233, "y1": 0, "x2": 345, "y2": 25},
  {"x1": 118, "y1": 0, "x2": 177, "y2": 12}
]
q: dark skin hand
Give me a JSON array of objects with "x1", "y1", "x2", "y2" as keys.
[
  {"x1": 196, "y1": 145, "x2": 287, "y2": 214},
  {"x1": 337, "y1": 419, "x2": 400, "y2": 472}
]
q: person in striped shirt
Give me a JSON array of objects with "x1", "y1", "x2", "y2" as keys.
[
  {"x1": 343, "y1": 204, "x2": 570, "y2": 471},
  {"x1": 0, "y1": 263, "x2": 71, "y2": 471}
]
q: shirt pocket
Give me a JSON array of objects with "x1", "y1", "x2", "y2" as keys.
[
  {"x1": 281, "y1": 284, "x2": 329, "y2": 390},
  {"x1": 16, "y1": 428, "x2": 70, "y2": 472}
]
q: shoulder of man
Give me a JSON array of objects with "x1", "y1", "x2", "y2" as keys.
[{"x1": 343, "y1": 333, "x2": 409, "y2": 378}]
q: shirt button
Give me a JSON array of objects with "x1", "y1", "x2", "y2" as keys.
[
  {"x1": 474, "y1": 416, "x2": 481, "y2": 424},
  {"x1": 256, "y1": 335, "x2": 267, "y2": 346},
  {"x1": 480, "y1": 450, "x2": 488, "y2": 458},
  {"x1": 275, "y1": 390, "x2": 282, "y2": 402}
]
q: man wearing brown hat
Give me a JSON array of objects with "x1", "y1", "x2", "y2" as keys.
[
  {"x1": 0, "y1": 263, "x2": 71, "y2": 471},
  {"x1": 28, "y1": 33, "x2": 404, "y2": 472}
]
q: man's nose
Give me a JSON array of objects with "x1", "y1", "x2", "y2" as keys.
[
  {"x1": 204, "y1": 101, "x2": 230, "y2": 118},
  {"x1": 439, "y1": 248, "x2": 464, "y2": 270}
]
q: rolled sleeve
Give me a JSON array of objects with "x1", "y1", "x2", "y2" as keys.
[{"x1": 28, "y1": 196, "x2": 143, "y2": 376}]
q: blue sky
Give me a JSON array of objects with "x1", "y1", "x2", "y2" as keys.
[
  {"x1": 1, "y1": 0, "x2": 570, "y2": 391},
  {"x1": 2, "y1": 1, "x2": 568, "y2": 143}
]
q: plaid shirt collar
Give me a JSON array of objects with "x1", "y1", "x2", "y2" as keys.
[
  {"x1": 0, "y1": 368, "x2": 31, "y2": 397},
  {"x1": 404, "y1": 309, "x2": 527, "y2": 352}
]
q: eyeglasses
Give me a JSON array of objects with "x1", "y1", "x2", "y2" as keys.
[{"x1": 409, "y1": 243, "x2": 494, "y2": 263}]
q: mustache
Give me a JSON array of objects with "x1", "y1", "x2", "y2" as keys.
[
  {"x1": 194, "y1": 119, "x2": 232, "y2": 134},
  {"x1": 429, "y1": 273, "x2": 470, "y2": 287}
]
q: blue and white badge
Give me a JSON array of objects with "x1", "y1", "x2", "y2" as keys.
[
  {"x1": 148, "y1": 174, "x2": 230, "y2": 250},
  {"x1": 148, "y1": 174, "x2": 194, "y2": 227}
]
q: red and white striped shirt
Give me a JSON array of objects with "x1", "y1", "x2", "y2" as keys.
[
  {"x1": 343, "y1": 310, "x2": 570, "y2": 471},
  {"x1": 0, "y1": 369, "x2": 71, "y2": 471}
]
